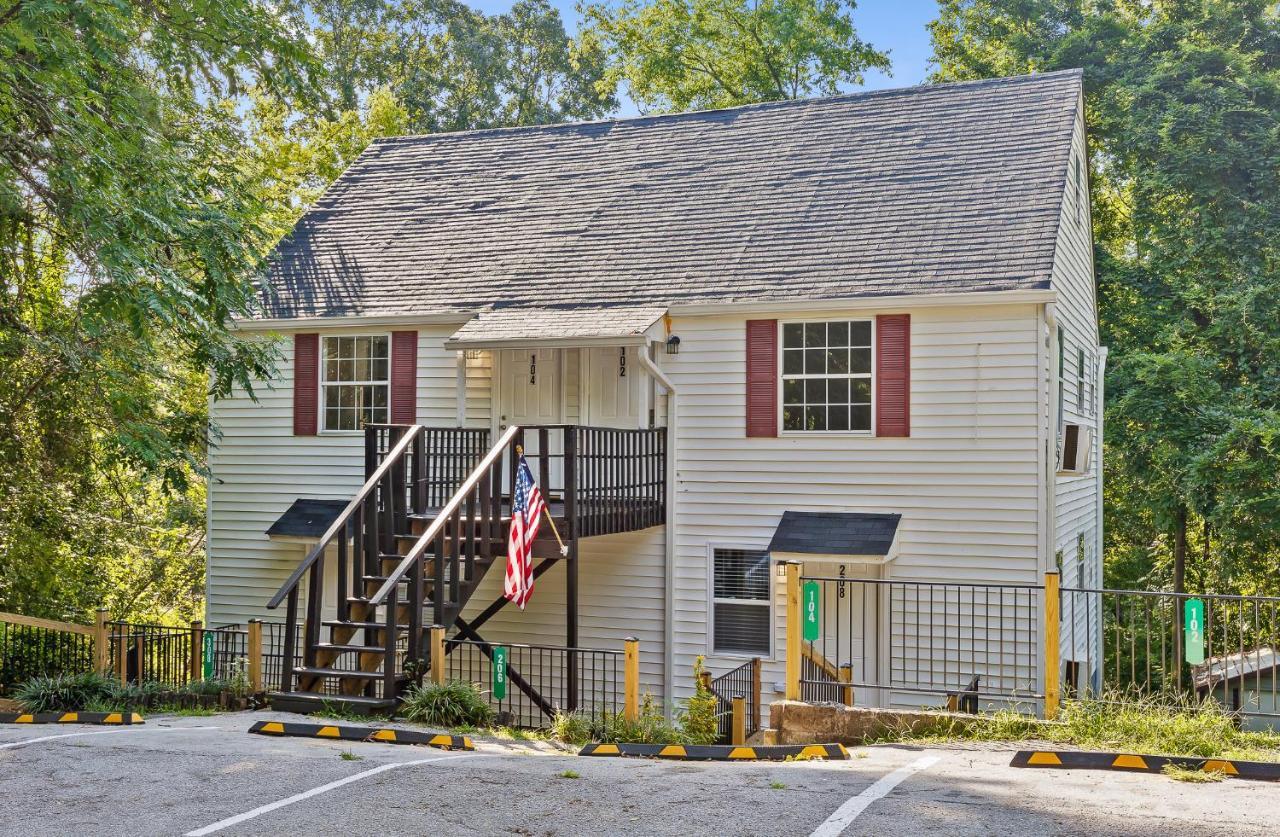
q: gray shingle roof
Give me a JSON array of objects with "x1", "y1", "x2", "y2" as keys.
[
  {"x1": 444, "y1": 305, "x2": 666, "y2": 347},
  {"x1": 259, "y1": 70, "x2": 1082, "y2": 320},
  {"x1": 768, "y1": 511, "x2": 901, "y2": 556},
  {"x1": 266, "y1": 499, "x2": 347, "y2": 539}
]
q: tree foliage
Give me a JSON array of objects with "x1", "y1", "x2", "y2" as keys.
[
  {"x1": 930, "y1": 0, "x2": 1280, "y2": 592},
  {"x1": 579, "y1": 0, "x2": 889, "y2": 112},
  {"x1": 290, "y1": 0, "x2": 616, "y2": 132},
  {"x1": 0, "y1": 0, "x2": 316, "y2": 620}
]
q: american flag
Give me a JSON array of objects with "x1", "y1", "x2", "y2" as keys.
[{"x1": 503, "y1": 455, "x2": 545, "y2": 609}]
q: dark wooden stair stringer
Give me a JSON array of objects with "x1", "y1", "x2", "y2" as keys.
[{"x1": 266, "y1": 424, "x2": 517, "y2": 713}]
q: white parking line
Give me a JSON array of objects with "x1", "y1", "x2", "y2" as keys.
[
  {"x1": 808, "y1": 755, "x2": 941, "y2": 837},
  {"x1": 184, "y1": 753, "x2": 478, "y2": 836},
  {"x1": 0, "y1": 726, "x2": 219, "y2": 750}
]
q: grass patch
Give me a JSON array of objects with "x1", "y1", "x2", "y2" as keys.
[
  {"x1": 339, "y1": 750, "x2": 363, "y2": 761},
  {"x1": 310, "y1": 701, "x2": 392, "y2": 724},
  {"x1": 879, "y1": 694, "x2": 1280, "y2": 762},
  {"x1": 152, "y1": 704, "x2": 219, "y2": 717},
  {"x1": 401, "y1": 681, "x2": 493, "y2": 728},
  {"x1": 1161, "y1": 763, "x2": 1224, "y2": 783},
  {"x1": 769, "y1": 780, "x2": 786, "y2": 790},
  {"x1": 557, "y1": 769, "x2": 580, "y2": 779}
]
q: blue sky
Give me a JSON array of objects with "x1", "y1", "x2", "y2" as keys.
[{"x1": 463, "y1": 0, "x2": 941, "y2": 114}]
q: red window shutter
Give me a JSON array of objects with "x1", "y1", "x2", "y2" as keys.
[
  {"x1": 390, "y1": 330, "x2": 417, "y2": 424},
  {"x1": 876, "y1": 314, "x2": 911, "y2": 437},
  {"x1": 293, "y1": 333, "x2": 319, "y2": 436},
  {"x1": 746, "y1": 319, "x2": 778, "y2": 438}
]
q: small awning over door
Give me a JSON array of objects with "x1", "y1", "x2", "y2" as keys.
[
  {"x1": 444, "y1": 305, "x2": 667, "y2": 350},
  {"x1": 266, "y1": 499, "x2": 347, "y2": 543},
  {"x1": 768, "y1": 511, "x2": 901, "y2": 563}
]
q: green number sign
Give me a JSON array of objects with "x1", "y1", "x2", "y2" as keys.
[
  {"x1": 492, "y1": 646, "x2": 508, "y2": 701},
  {"x1": 802, "y1": 581, "x2": 821, "y2": 643},
  {"x1": 202, "y1": 632, "x2": 214, "y2": 680},
  {"x1": 1184, "y1": 599, "x2": 1205, "y2": 665}
]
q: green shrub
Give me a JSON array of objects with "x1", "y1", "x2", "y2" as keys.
[
  {"x1": 105, "y1": 679, "x2": 168, "y2": 710},
  {"x1": 401, "y1": 680, "x2": 493, "y2": 728},
  {"x1": 13, "y1": 672, "x2": 117, "y2": 712},
  {"x1": 591, "y1": 694, "x2": 683, "y2": 744},
  {"x1": 678, "y1": 657, "x2": 720, "y2": 746},
  {"x1": 181, "y1": 678, "x2": 229, "y2": 697},
  {"x1": 551, "y1": 711, "x2": 595, "y2": 745}
]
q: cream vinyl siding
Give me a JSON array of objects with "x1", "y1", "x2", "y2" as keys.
[
  {"x1": 207, "y1": 323, "x2": 465, "y2": 627},
  {"x1": 658, "y1": 303, "x2": 1044, "y2": 702},
  {"x1": 1049, "y1": 102, "x2": 1103, "y2": 671},
  {"x1": 207, "y1": 331, "x2": 666, "y2": 695}
]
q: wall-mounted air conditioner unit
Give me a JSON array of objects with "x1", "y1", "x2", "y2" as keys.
[{"x1": 1057, "y1": 422, "x2": 1093, "y2": 476}]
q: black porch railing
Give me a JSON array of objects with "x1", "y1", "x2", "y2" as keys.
[
  {"x1": 1060, "y1": 586, "x2": 1280, "y2": 724},
  {"x1": 443, "y1": 638, "x2": 623, "y2": 729},
  {"x1": 798, "y1": 576, "x2": 1044, "y2": 708},
  {"x1": 707, "y1": 658, "x2": 761, "y2": 743}
]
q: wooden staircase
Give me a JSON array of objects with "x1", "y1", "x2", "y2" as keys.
[
  {"x1": 265, "y1": 421, "x2": 668, "y2": 717},
  {"x1": 268, "y1": 425, "x2": 516, "y2": 714}
]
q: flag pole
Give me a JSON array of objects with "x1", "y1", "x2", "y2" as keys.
[{"x1": 515, "y1": 445, "x2": 570, "y2": 556}]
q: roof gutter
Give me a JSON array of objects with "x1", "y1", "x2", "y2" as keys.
[
  {"x1": 443, "y1": 334, "x2": 651, "y2": 352},
  {"x1": 636, "y1": 347, "x2": 678, "y2": 718},
  {"x1": 231, "y1": 312, "x2": 475, "y2": 332},
  {"x1": 667, "y1": 288, "x2": 1056, "y2": 316}
]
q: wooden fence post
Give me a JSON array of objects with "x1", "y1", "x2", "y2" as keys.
[
  {"x1": 731, "y1": 695, "x2": 746, "y2": 746},
  {"x1": 429, "y1": 625, "x2": 446, "y2": 685},
  {"x1": 93, "y1": 608, "x2": 109, "y2": 675},
  {"x1": 247, "y1": 620, "x2": 263, "y2": 694},
  {"x1": 1043, "y1": 571, "x2": 1061, "y2": 720},
  {"x1": 190, "y1": 620, "x2": 203, "y2": 684},
  {"x1": 839, "y1": 664, "x2": 854, "y2": 707},
  {"x1": 785, "y1": 562, "x2": 802, "y2": 701},
  {"x1": 624, "y1": 637, "x2": 640, "y2": 722}
]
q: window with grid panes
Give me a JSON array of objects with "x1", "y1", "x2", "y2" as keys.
[
  {"x1": 781, "y1": 321, "x2": 873, "y2": 432},
  {"x1": 712, "y1": 548, "x2": 771, "y2": 655},
  {"x1": 322, "y1": 335, "x2": 389, "y2": 431}
]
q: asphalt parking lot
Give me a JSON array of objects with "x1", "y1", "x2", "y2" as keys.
[{"x1": 0, "y1": 711, "x2": 1276, "y2": 836}]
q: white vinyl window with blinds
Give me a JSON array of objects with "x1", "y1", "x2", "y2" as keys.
[{"x1": 711, "y1": 548, "x2": 772, "y2": 656}]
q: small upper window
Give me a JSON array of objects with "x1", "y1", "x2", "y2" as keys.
[
  {"x1": 712, "y1": 548, "x2": 771, "y2": 655},
  {"x1": 781, "y1": 320, "x2": 873, "y2": 432},
  {"x1": 1077, "y1": 348, "x2": 1087, "y2": 412},
  {"x1": 321, "y1": 335, "x2": 389, "y2": 431}
]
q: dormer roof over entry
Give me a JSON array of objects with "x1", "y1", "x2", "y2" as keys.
[
  {"x1": 768, "y1": 511, "x2": 902, "y2": 564},
  {"x1": 443, "y1": 305, "x2": 667, "y2": 351}
]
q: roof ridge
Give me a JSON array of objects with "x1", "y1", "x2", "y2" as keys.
[{"x1": 368, "y1": 69, "x2": 1084, "y2": 146}]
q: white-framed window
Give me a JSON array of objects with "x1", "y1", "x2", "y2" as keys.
[
  {"x1": 1077, "y1": 347, "x2": 1087, "y2": 413},
  {"x1": 710, "y1": 547, "x2": 772, "y2": 656},
  {"x1": 321, "y1": 335, "x2": 390, "y2": 432},
  {"x1": 780, "y1": 320, "x2": 873, "y2": 433}
]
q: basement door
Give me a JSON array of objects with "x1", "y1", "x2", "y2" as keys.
[{"x1": 496, "y1": 348, "x2": 563, "y2": 490}]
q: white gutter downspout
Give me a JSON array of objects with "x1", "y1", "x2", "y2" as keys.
[
  {"x1": 1093, "y1": 345, "x2": 1108, "y2": 692},
  {"x1": 1044, "y1": 303, "x2": 1059, "y2": 575},
  {"x1": 637, "y1": 347, "x2": 677, "y2": 715}
]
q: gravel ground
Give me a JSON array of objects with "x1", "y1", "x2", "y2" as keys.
[{"x1": 0, "y1": 711, "x2": 1276, "y2": 836}]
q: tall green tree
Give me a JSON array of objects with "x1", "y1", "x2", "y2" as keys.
[
  {"x1": 0, "y1": 0, "x2": 316, "y2": 620},
  {"x1": 579, "y1": 0, "x2": 889, "y2": 112},
  {"x1": 930, "y1": 0, "x2": 1280, "y2": 593},
  {"x1": 288, "y1": 0, "x2": 616, "y2": 132}
]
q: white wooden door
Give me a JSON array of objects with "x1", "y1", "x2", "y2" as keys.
[
  {"x1": 497, "y1": 349, "x2": 562, "y2": 490},
  {"x1": 581, "y1": 346, "x2": 646, "y2": 429}
]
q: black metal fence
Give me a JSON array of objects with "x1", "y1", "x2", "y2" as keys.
[
  {"x1": 799, "y1": 576, "x2": 1044, "y2": 709},
  {"x1": 1061, "y1": 586, "x2": 1280, "y2": 725},
  {"x1": 0, "y1": 617, "x2": 95, "y2": 692},
  {"x1": 707, "y1": 658, "x2": 760, "y2": 743},
  {"x1": 444, "y1": 638, "x2": 622, "y2": 729}
]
